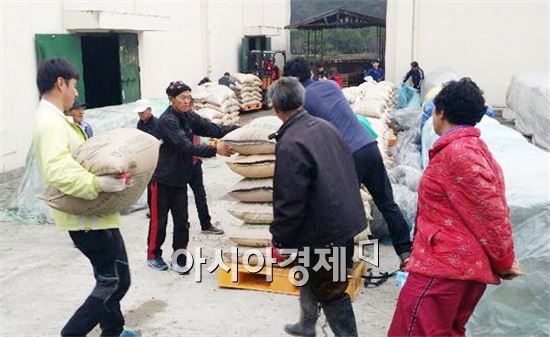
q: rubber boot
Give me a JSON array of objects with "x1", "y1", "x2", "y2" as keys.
[
  {"x1": 321, "y1": 295, "x2": 358, "y2": 337},
  {"x1": 284, "y1": 285, "x2": 320, "y2": 337}
]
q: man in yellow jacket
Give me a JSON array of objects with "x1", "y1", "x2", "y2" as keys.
[{"x1": 33, "y1": 58, "x2": 139, "y2": 337}]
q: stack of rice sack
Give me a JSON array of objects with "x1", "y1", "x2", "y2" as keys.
[
  {"x1": 222, "y1": 117, "x2": 282, "y2": 248},
  {"x1": 192, "y1": 83, "x2": 240, "y2": 125},
  {"x1": 230, "y1": 73, "x2": 263, "y2": 110},
  {"x1": 343, "y1": 81, "x2": 398, "y2": 167}
]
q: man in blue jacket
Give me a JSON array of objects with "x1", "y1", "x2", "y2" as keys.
[
  {"x1": 402, "y1": 61, "x2": 425, "y2": 90},
  {"x1": 283, "y1": 57, "x2": 412, "y2": 335},
  {"x1": 365, "y1": 58, "x2": 385, "y2": 82}
]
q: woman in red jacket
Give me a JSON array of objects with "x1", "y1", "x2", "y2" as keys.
[{"x1": 388, "y1": 78, "x2": 522, "y2": 337}]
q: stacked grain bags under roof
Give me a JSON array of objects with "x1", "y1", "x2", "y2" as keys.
[
  {"x1": 192, "y1": 83, "x2": 240, "y2": 125},
  {"x1": 342, "y1": 81, "x2": 399, "y2": 235},
  {"x1": 222, "y1": 116, "x2": 282, "y2": 248},
  {"x1": 343, "y1": 81, "x2": 397, "y2": 168},
  {"x1": 230, "y1": 73, "x2": 263, "y2": 111}
]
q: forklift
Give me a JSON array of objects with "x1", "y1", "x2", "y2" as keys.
[{"x1": 248, "y1": 50, "x2": 286, "y2": 108}]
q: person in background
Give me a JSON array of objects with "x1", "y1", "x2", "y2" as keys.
[
  {"x1": 188, "y1": 99, "x2": 224, "y2": 235},
  {"x1": 365, "y1": 58, "x2": 385, "y2": 82},
  {"x1": 402, "y1": 61, "x2": 425, "y2": 90},
  {"x1": 269, "y1": 77, "x2": 365, "y2": 337},
  {"x1": 312, "y1": 64, "x2": 326, "y2": 81},
  {"x1": 146, "y1": 81, "x2": 237, "y2": 274},
  {"x1": 198, "y1": 77, "x2": 211, "y2": 86},
  {"x1": 218, "y1": 72, "x2": 235, "y2": 87},
  {"x1": 68, "y1": 100, "x2": 93, "y2": 138},
  {"x1": 134, "y1": 99, "x2": 158, "y2": 220},
  {"x1": 33, "y1": 58, "x2": 138, "y2": 337},
  {"x1": 328, "y1": 67, "x2": 343, "y2": 89},
  {"x1": 135, "y1": 99, "x2": 158, "y2": 136},
  {"x1": 271, "y1": 62, "x2": 281, "y2": 81},
  {"x1": 283, "y1": 56, "x2": 411, "y2": 336},
  {"x1": 389, "y1": 78, "x2": 522, "y2": 337}
]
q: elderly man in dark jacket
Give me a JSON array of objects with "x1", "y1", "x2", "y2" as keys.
[
  {"x1": 146, "y1": 81, "x2": 237, "y2": 274},
  {"x1": 269, "y1": 77, "x2": 366, "y2": 337}
]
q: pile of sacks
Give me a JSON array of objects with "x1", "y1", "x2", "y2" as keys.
[
  {"x1": 222, "y1": 116, "x2": 282, "y2": 248},
  {"x1": 192, "y1": 83, "x2": 240, "y2": 125},
  {"x1": 230, "y1": 73, "x2": 263, "y2": 110},
  {"x1": 343, "y1": 81, "x2": 398, "y2": 168}
]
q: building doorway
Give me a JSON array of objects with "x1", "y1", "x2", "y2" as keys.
[
  {"x1": 81, "y1": 34, "x2": 122, "y2": 108},
  {"x1": 35, "y1": 33, "x2": 141, "y2": 108}
]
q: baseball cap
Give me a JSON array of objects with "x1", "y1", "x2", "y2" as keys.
[
  {"x1": 71, "y1": 100, "x2": 87, "y2": 110},
  {"x1": 133, "y1": 99, "x2": 152, "y2": 114}
]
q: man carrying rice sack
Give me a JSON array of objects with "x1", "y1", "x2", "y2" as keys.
[
  {"x1": 33, "y1": 59, "x2": 139, "y2": 337},
  {"x1": 283, "y1": 57, "x2": 412, "y2": 263},
  {"x1": 146, "y1": 81, "x2": 238, "y2": 274}
]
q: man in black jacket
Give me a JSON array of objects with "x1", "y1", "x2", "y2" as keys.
[
  {"x1": 147, "y1": 81, "x2": 237, "y2": 273},
  {"x1": 269, "y1": 77, "x2": 366, "y2": 337}
]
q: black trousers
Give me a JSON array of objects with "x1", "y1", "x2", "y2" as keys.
[
  {"x1": 147, "y1": 181, "x2": 189, "y2": 264},
  {"x1": 188, "y1": 161, "x2": 211, "y2": 230},
  {"x1": 307, "y1": 240, "x2": 354, "y2": 303},
  {"x1": 353, "y1": 142, "x2": 412, "y2": 256},
  {"x1": 62, "y1": 229, "x2": 130, "y2": 337}
]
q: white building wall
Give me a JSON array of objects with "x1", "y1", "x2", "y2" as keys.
[
  {"x1": 385, "y1": 0, "x2": 550, "y2": 106},
  {"x1": 1, "y1": 1, "x2": 65, "y2": 173},
  {"x1": 0, "y1": 0, "x2": 290, "y2": 173}
]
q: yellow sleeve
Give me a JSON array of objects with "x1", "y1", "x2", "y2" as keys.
[{"x1": 34, "y1": 121, "x2": 101, "y2": 200}]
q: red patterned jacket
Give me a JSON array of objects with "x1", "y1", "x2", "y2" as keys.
[{"x1": 407, "y1": 126, "x2": 515, "y2": 284}]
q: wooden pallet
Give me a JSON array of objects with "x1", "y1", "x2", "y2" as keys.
[
  {"x1": 241, "y1": 102, "x2": 263, "y2": 112},
  {"x1": 218, "y1": 258, "x2": 366, "y2": 300}
]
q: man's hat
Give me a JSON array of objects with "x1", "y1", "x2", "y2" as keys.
[
  {"x1": 133, "y1": 99, "x2": 152, "y2": 114},
  {"x1": 71, "y1": 100, "x2": 86, "y2": 110}
]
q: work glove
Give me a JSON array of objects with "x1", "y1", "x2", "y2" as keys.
[{"x1": 97, "y1": 173, "x2": 132, "y2": 193}]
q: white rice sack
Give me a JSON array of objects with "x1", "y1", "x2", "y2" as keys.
[
  {"x1": 226, "y1": 154, "x2": 276, "y2": 178},
  {"x1": 223, "y1": 127, "x2": 276, "y2": 155},
  {"x1": 229, "y1": 178, "x2": 273, "y2": 202},
  {"x1": 206, "y1": 86, "x2": 236, "y2": 106},
  {"x1": 231, "y1": 73, "x2": 262, "y2": 85},
  {"x1": 42, "y1": 129, "x2": 160, "y2": 215},
  {"x1": 367, "y1": 117, "x2": 389, "y2": 141},
  {"x1": 342, "y1": 87, "x2": 361, "y2": 105},
  {"x1": 241, "y1": 86, "x2": 262, "y2": 94},
  {"x1": 352, "y1": 99, "x2": 388, "y2": 118},
  {"x1": 228, "y1": 202, "x2": 273, "y2": 224},
  {"x1": 229, "y1": 225, "x2": 272, "y2": 247},
  {"x1": 196, "y1": 108, "x2": 224, "y2": 121}
]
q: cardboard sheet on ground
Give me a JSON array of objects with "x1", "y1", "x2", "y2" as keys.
[{"x1": 1, "y1": 98, "x2": 169, "y2": 224}]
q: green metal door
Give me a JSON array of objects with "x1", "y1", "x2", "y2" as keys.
[
  {"x1": 118, "y1": 34, "x2": 141, "y2": 103},
  {"x1": 35, "y1": 34, "x2": 85, "y2": 101},
  {"x1": 239, "y1": 37, "x2": 250, "y2": 73}
]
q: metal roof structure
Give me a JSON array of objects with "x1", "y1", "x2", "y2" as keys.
[
  {"x1": 285, "y1": 8, "x2": 386, "y2": 68},
  {"x1": 285, "y1": 8, "x2": 385, "y2": 30}
]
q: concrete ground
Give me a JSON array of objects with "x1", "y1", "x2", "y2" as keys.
[{"x1": 0, "y1": 108, "x2": 401, "y2": 337}]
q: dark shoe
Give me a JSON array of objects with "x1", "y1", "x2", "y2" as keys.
[
  {"x1": 147, "y1": 257, "x2": 168, "y2": 271},
  {"x1": 171, "y1": 261, "x2": 190, "y2": 275},
  {"x1": 201, "y1": 223, "x2": 224, "y2": 235},
  {"x1": 170, "y1": 256, "x2": 190, "y2": 275},
  {"x1": 284, "y1": 285, "x2": 319, "y2": 337},
  {"x1": 321, "y1": 295, "x2": 358, "y2": 337}
]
